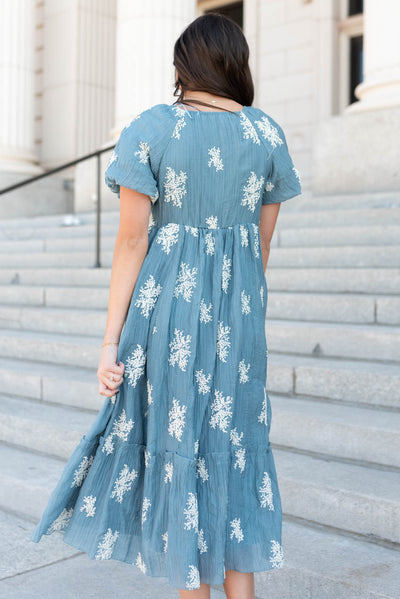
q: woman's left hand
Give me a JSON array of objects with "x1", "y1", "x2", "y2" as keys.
[{"x1": 97, "y1": 344, "x2": 125, "y2": 398}]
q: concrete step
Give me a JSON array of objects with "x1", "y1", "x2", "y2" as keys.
[
  {"x1": 266, "y1": 267, "x2": 400, "y2": 294},
  {"x1": 0, "y1": 267, "x2": 399, "y2": 296},
  {"x1": 274, "y1": 448, "x2": 400, "y2": 544},
  {"x1": 0, "y1": 284, "x2": 109, "y2": 309},
  {"x1": 279, "y1": 191, "x2": 400, "y2": 213},
  {"x1": 0, "y1": 267, "x2": 111, "y2": 287},
  {"x1": 2, "y1": 245, "x2": 400, "y2": 269},
  {"x1": 267, "y1": 292, "x2": 400, "y2": 325},
  {"x1": 267, "y1": 245, "x2": 400, "y2": 268},
  {"x1": 1, "y1": 440, "x2": 399, "y2": 545},
  {"x1": 1, "y1": 477, "x2": 399, "y2": 598},
  {"x1": 0, "y1": 329, "x2": 100, "y2": 368},
  {"x1": 1, "y1": 286, "x2": 399, "y2": 326},
  {"x1": 267, "y1": 352, "x2": 400, "y2": 410},
  {"x1": 0, "y1": 395, "x2": 94, "y2": 460},
  {"x1": 0, "y1": 356, "x2": 99, "y2": 411},
  {"x1": 267, "y1": 320, "x2": 400, "y2": 363},
  {"x1": 1, "y1": 223, "x2": 400, "y2": 253},
  {"x1": 270, "y1": 395, "x2": 400, "y2": 468},
  {"x1": 278, "y1": 224, "x2": 400, "y2": 246},
  {"x1": 0, "y1": 304, "x2": 106, "y2": 336}
]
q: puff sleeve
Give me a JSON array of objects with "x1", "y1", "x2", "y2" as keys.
[
  {"x1": 104, "y1": 110, "x2": 159, "y2": 204},
  {"x1": 261, "y1": 118, "x2": 302, "y2": 205}
]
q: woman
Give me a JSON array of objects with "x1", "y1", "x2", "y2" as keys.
[{"x1": 31, "y1": 13, "x2": 301, "y2": 599}]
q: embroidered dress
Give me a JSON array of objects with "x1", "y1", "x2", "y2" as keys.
[{"x1": 31, "y1": 102, "x2": 302, "y2": 590}]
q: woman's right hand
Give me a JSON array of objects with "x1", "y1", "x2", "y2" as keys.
[{"x1": 97, "y1": 344, "x2": 125, "y2": 398}]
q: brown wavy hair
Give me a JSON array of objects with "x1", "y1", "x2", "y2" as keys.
[{"x1": 172, "y1": 13, "x2": 254, "y2": 112}]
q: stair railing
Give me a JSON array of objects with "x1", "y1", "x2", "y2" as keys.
[{"x1": 0, "y1": 144, "x2": 116, "y2": 268}]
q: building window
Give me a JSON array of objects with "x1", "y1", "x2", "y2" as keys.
[
  {"x1": 348, "y1": 0, "x2": 364, "y2": 16},
  {"x1": 198, "y1": 1, "x2": 243, "y2": 29},
  {"x1": 338, "y1": 1, "x2": 364, "y2": 109}
]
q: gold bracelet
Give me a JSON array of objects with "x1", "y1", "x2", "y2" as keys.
[{"x1": 102, "y1": 341, "x2": 119, "y2": 347}]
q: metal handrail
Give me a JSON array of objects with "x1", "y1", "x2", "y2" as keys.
[{"x1": 0, "y1": 143, "x2": 116, "y2": 267}]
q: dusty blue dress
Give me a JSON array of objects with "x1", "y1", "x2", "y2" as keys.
[{"x1": 31, "y1": 101, "x2": 302, "y2": 590}]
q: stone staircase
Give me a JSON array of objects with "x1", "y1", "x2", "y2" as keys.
[{"x1": 0, "y1": 196, "x2": 399, "y2": 598}]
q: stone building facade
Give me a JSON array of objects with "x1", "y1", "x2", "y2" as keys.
[{"x1": 1, "y1": 0, "x2": 399, "y2": 217}]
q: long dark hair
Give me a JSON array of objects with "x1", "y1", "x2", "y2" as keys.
[{"x1": 172, "y1": 13, "x2": 254, "y2": 113}]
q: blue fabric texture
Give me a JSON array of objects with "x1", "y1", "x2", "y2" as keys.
[{"x1": 31, "y1": 102, "x2": 302, "y2": 590}]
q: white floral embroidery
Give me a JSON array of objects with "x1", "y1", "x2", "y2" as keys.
[
  {"x1": 230, "y1": 427, "x2": 244, "y2": 446},
  {"x1": 184, "y1": 225, "x2": 199, "y2": 236},
  {"x1": 230, "y1": 517, "x2": 244, "y2": 542},
  {"x1": 156, "y1": 223, "x2": 180, "y2": 254},
  {"x1": 174, "y1": 261, "x2": 198, "y2": 302},
  {"x1": 102, "y1": 409, "x2": 135, "y2": 455},
  {"x1": 198, "y1": 528, "x2": 208, "y2": 553},
  {"x1": 240, "y1": 112, "x2": 260, "y2": 144},
  {"x1": 196, "y1": 456, "x2": 209, "y2": 482},
  {"x1": 152, "y1": 325, "x2": 157, "y2": 334},
  {"x1": 183, "y1": 491, "x2": 199, "y2": 533},
  {"x1": 142, "y1": 497, "x2": 151, "y2": 526},
  {"x1": 168, "y1": 328, "x2": 191, "y2": 371},
  {"x1": 106, "y1": 149, "x2": 118, "y2": 168},
  {"x1": 259, "y1": 471, "x2": 274, "y2": 510},
  {"x1": 241, "y1": 290, "x2": 251, "y2": 315},
  {"x1": 80, "y1": 495, "x2": 96, "y2": 517},
  {"x1": 95, "y1": 528, "x2": 119, "y2": 560},
  {"x1": 134, "y1": 140, "x2": 150, "y2": 164},
  {"x1": 194, "y1": 440, "x2": 199, "y2": 455},
  {"x1": 222, "y1": 254, "x2": 232, "y2": 293},
  {"x1": 134, "y1": 274, "x2": 162, "y2": 318},
  {"x1": 144, "y1": 449, "x2": 151, "y2": 467},
  {"x1": 163, "y1": 166, "x2": 187, "y2": 208},
  {"x1": 293, "y1": 166, "x2": 301, "y2": 183},
  {"x1": 111, "y1": 464, "x2": 138, "y2": 503},
  {"x1": 71, "y1": 455, "x2": 94, "y2": 488},
  {"x1": 199, "y1": 298, "x2": 213, "y2": 323},
  {"x1": 164, "y1": 461, "x2": 173, "y2": 483},
  {"x1": 208, "y1": 146, "x2": 224, "y2": 171},
  {"x1": 238, "y1": 359, "x2": 250, "y2": 383},
  {"x1": 171, "y1": 106, "x2": 187, "y2": 140},
  {"x1": 216, "y1": 320, "x2": 231, "y2": 362},
  {"x1": 209, "y1": 389, "x2": 233, "y2": 433},
  {"x1": 147, "y1": 379, "x2": 153, "y2": 405},
  {"x1": 265, "y1": 180, "x2": 275, "y2": 192},
  {"x1": 255, "y1": 116, "x2": 283, "y2": 149},
  {"x1": 205, "y1": 215, "x2": 218, "y2": 229},
  {"x1": 135, "y1": 551, "x2": 147, "y2": 573},
  {"x1": 270, "y1": 540, "x2": 284, "y2": 568},
  {"x1": 204, "y1": 231, "x2": 215, "y2": 255},
  {"x1": 168, "y1": 397, "x2": 187, "y2": 441},
  {"x1": 47, "y1": 508, "x2": 73, "y2": 533},
  {"x1": 162, "y1": 530, "x2": 168, "y2": 552},
  {"x1": 186, "y1": 564, "x2": 200, "y2": 590},
  {"x1": 240, "y1": 225, "x2": 249, "y2": 246},
  {"x1": 242, "y1": 171, "x2": 264, "y2": 213},
  {"x1": 260, "y1": 285, "x2": 264, "y2": 307},
  {"x1": 258, "y1": 386, "x2": 268, "y2": 426},
  {"x1": 252, "y1": 223, "x2": 260, "y2": 258},
  {"x1": 195, "y1": 368, "x2": 212, "y2": 394},
  {"x1": 234, "y1": 447, "x2": 246, "y2": 473},
  {"x1": 125, "y1": 344, "x2": 146, "y2": 388}
]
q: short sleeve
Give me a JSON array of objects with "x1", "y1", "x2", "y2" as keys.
[
  {"x1": 104, "y1": 111, "x2": 159, "y2": 205},
  {"x1": 261, "y1": 118, "x2": 302, "y2": 205}
]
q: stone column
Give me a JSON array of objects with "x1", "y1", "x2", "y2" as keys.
[
  {"x1": 348, "y1": 0, "x2": 400, "y2": 112},
  {"x1": 111, "y1": 0, "x2": 197, "y2": 137},
  {"x1": 0, "y1": 0, "x2": 40, "y2": 176}
]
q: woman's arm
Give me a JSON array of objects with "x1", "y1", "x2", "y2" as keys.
[
  {"x1": 97, "y1": 186, "x2": 152, "y2": 399},
  {"x1": 259, "y1": 202, "x2": 281, "y2": 272}
]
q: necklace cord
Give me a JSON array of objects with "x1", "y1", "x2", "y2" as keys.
[{"x1": 177, "y1": 98, "x2": 242, "y2": 114}]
